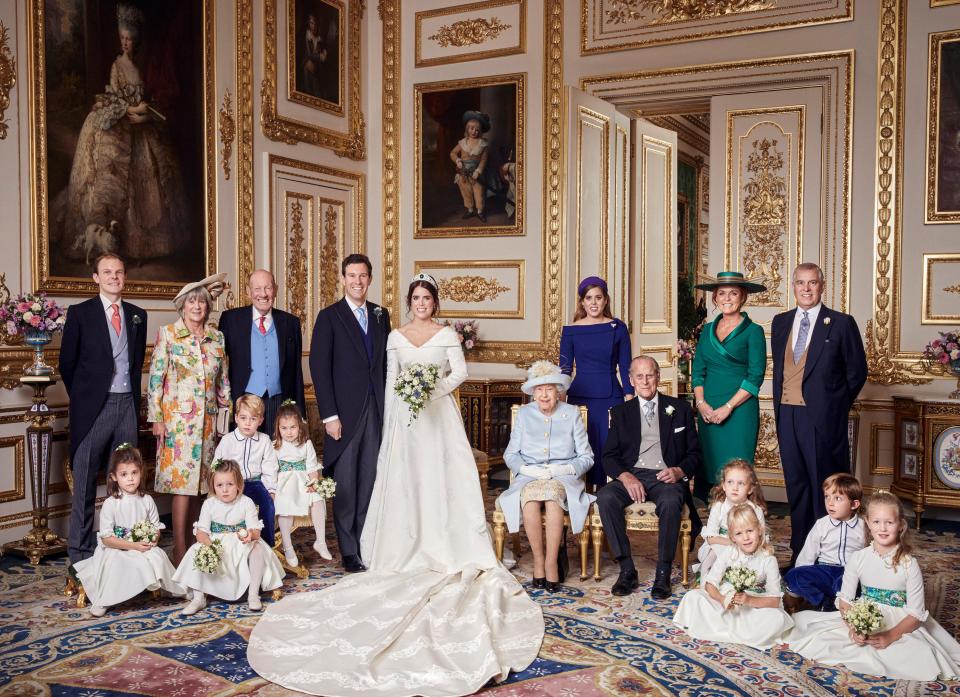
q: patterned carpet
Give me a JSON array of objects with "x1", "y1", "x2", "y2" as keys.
[{"x1": 2, "y1": 511, "x2": 960, "y2": 696}]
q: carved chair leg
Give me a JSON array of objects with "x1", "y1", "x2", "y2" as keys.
[
  {"x1": 591, "y1": 524, "x2": 604, "y2": 582},
  {"x1": 579, "y1": 527, "x2": 589, "y2": 581},
  {"x1": 76, "y1": 589, "x2": 87, "y2": 608},
  {"x1": 493, "y1": 519, "x2": 505, "y2": 562},
  {"x1": 681, "y1": 528, "x2": 691, "y2": 587}
]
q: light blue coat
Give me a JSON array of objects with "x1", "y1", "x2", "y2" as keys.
[{"x1": 497, "y1": 401, "x2": 595, "y2": 533}]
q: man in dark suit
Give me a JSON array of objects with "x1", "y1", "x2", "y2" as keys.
[
  {"x1": 219, "y1": 269, "x2": 305, "y2": 436},
  {"x1": 772, "y1": 262, "x2": 867, "y2": 564},
  {"x1": 597, "y1": 355, "x2": 703, "y2": 599},
  {"x1": 309, "y1": 254, "x2": 390, "y2": 573},
  {"x1": 59, "y1": 253, "x2": 147, "y2": 565}
]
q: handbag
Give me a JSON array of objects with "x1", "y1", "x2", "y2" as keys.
[{"x1": 215, "y1": 407, "x2": 231, "y2": 436}]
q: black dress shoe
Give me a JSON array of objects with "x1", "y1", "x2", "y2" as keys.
[
  {"x1": 342, "y1": 555, "x2": 366, "y2": 573},
  {"x1": 651, "y1": 567, "x2": 672, "y2": 600},
  {"x1": 462, "y1": 209, "x2": 476, "y2": 219},
  {"x1": 477, "y1": 211, "x2": 487, "y2": 222},
  {"x1": 531, "y1": 577, "x2": 546, "y2": 589},
  {"x1": 545, "y1": 580, "x2": 561, "y2": 593},
  {"x1": 610, "y1": 569, "x2": 640, "y2": 597}
]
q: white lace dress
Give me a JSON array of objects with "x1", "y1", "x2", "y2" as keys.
[
  {"x1": 273, "y1": 439, "x2": 322, "y2": 516},
  {"x1": 172, "y1": 495, "x2": 284, "y2": 600},
  {"x1": 787, "y1": 544, "x2": 960, "y2": 680},
  {"x1": 74, "y1": 493, "x2": 185, "y2": 607},
  {"x1": 247, "y1": 326, "x2": 544, "y2": 696},
  {"x1": 674, "y1": 546, "x2": 793, "y2": 649}
]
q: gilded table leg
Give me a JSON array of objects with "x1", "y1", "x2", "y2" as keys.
[
  {"x1": 493, "y1": 519, "x2": 505, "y2": 561},
  {"x1": 591, "y1": 523, "x2": 603, "y2": 582}
]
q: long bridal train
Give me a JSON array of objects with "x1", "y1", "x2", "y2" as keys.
[{"x1": 247, "y1": 325, "x2": 544, "y2": 697}]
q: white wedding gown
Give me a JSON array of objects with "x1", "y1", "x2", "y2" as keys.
[{"x1": 247, "y1": 326, "x2": 544, "y2": 696}]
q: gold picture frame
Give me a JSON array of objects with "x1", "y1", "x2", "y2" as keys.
[
  {"x1": 414, "y1": 73, "x2": 525, "y2": 239},
  {"x1": 28, "y1": 0, "x2": 217, "y2": 298},
  {"x1": 926, "y1": 29, "x2": 960, "y2": 224},
  {"x1": 262, "y1": 0, "x2": 364, "y2": 159},
  {"x1": 287, "y1": 0, "x2": 345, "y2": 116},
  {"x1": 414, "y1": 260, "x2": 525, "y2": 319},
  {"x1": 415, "y1": 0, "x2": 526, "y2": 68}
]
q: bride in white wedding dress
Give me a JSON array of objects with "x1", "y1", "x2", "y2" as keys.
[{"x1": 247, "y1": 274, "x2": 544, "y2": 697}]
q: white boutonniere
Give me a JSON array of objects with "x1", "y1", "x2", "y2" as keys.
[
  {"x1": 373, "y1": 306, "x2": 383, "y2": 324},
  {"x1": 665, "y1": 405, "x2": 675, "y2": 416},
  {"x1": 823, "y1": 317, "x2": 831, "y2": 325},
  {"x1": 132, "y1": 314, "x2": 142, "y2": 325}
]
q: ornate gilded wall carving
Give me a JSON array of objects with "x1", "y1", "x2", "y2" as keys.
[
  {"x1": 741, "y1": 137, "x2": 786, "y2": 305},
  {"x1": 605, "y1": 0, "x2": 773, "y2": 25},
  {"x1": 415, "y1": 0, "x2": 526, "y2": 68},
  {"x1": 0, "y1": 21, "x2": 14, "y2": 140},
  {"x1": 439, "y1": 276, "x2": 510, "y2": 303},
  {"x1": 219, "y1": 89, "x2": 236, "y2": 181},
  {"x1": 321, "y1": 206, "x2": 341, "y2": 307},
  {"x1": 286, "y1": 196, "x2": 310, "y2": 326},
  {"x1": 754, "y1": 411, "x2": 783, "y2": 487},
  {"x1": 428, "y1": 17, "x2": 510, "y2": 47}
]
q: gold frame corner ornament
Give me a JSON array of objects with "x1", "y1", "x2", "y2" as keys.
[
  {"x1": 262, "y1": 0, "x2": 365, "y2": 159},
  {"x1": 219, "y1": 89, "x2": 236, "y2": 180},
  {"x1": 0, "y1": 20, "x2": 15, "y2": 140}
]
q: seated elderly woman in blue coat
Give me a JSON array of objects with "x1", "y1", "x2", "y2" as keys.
[{"x1": 497, "y1": 360, "x2": 594, "y2": 592}]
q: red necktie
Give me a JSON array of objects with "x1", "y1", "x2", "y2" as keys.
[
  {"x1": 258, "y1": 315, "x2": 267, "y2": 335},
  {"x1": 110, "y1": 304, "x2": 121, "y2": 336}
]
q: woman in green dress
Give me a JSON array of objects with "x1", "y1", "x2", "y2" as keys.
[{"x1": 691, "y1": 271, "x2": 767, "y2": 500}]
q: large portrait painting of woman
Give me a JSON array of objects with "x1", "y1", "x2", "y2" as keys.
[
  {"x1": 288, "y1": 0, "x2": 344, "y2": 115},
  {"x1": 32, "y1": 0, "x2": 214, "y2": 297}
]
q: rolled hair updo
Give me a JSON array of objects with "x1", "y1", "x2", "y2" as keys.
[
  {"x1": 572, "y1": 281, "x2": 613, "y2": 322},
  {"x1": 406, "y1": 279, "x2": 440, "y2": 316},
  {"x1": 106, "y1": 443, "x2": 145, "y2": 499}
]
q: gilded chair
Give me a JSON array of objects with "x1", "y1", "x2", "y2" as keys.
[{"x1": 492, "y1": 404, "x2": 590, "y2": 581}]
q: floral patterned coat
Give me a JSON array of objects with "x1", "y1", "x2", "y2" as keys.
[{"x1": 148, "y1": 319, "x2": 231, "y2": 495}]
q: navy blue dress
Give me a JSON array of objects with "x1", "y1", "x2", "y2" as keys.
[{"x1": 559, "y1": 320, "x2": 634, "y2": 487}]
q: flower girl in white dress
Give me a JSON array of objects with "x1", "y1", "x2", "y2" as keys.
[
  {"x1": 787, "y1": 490, "x2": 960, "y2": 680},
  {"x1": 675, "y1": 503, "x2": 793, "y2": 649},
  {"x1": 697, "y1": 459, "x2": 767, "y2": 578},
  {"x1": 273, "y1": 400, "x2": 331, "y2": 566},
  {"x1": 75, "y1": 444, "x2": 185, "y2": 617},
  {"x1": 174, "y1": 459, "x2": 284, "y2": 614}
]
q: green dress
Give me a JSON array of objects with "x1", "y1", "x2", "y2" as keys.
[{"x1": 691, "y1": 313, "x2": 767, "y2": 494}]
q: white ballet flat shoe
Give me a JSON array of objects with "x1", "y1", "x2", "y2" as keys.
[
  {"x1": 248, "y1": 594, "x2": 263, "y2": 612},
  {"x1": 89, "y1": 605, "x2": 107, "y2": 618},
  {"x1": 181, "y1": 594, "x2": 207, "y2": 616},
  {"x1": 283, "y1": 547, "x2": 299, "y2": 567},
  {"x1": 313, "y1": 541, "x2": 333, "y2": 560}
]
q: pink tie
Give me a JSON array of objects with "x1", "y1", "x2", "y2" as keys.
[
  {"x1": 258, "y1": 316, "x2": 267, "y2": 335},
  {"x1": 110, "y1": 304, "x2": 121, "y2": 336}
]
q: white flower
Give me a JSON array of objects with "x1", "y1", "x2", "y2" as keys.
[
  {"x1": 22, "y1": 311, "x2": 33, "y2": 322},
  {"x1": 665, "y1": 405, "x2": 675, "y2": 416},
  {"x1": 823, "y1": 317, "x2": 831, "y2": 325},
  {"x1": 31, "y1": 302, "x2": 41, "y2": 313}
]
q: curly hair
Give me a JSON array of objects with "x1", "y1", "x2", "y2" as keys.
[{"x1": 709, "y1": 458, "x2": 767, "y2": 513}]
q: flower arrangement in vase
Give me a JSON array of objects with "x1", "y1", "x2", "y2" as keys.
[
  {"x1": 923, "y1": 330, "x2": 960, "y2": 399},
  {"x1": 444, "y1": 319, "x2": 479, "y2": 352},
  {"x1": 0, "y1": 292, "x2": 68, "y2": 375}
]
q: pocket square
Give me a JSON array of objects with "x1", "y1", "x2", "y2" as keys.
[{"x1": 674, "y1": 426, "x2": 685, "y2": 433}]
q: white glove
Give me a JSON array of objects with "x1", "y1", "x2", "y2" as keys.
[
  {"x1": 547, "y1": 463, "x2": 576, "y2": 477},
  {"x1": 519, "y1": 465, "x2": 551, "y2": 480}
]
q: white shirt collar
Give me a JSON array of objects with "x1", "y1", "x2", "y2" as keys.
[
  {"x1": 638, "y1": 394, "x2": 658, "y2": 412},
  {"x1": 99, "y1": 293, "x2": 122, "y2": 311},
  {"x1": 344, "y1": 296, "x2": 366, "y2": 313},
  {"x1": 252, "y1": 306, "x2": 273, "y2": 322},
  {"x1": 828, "y1": 515, "x2": 860, "y2": 529},
  {"x1": 233, "y1": 429, "x2": 261, "y2": 442},
  {"x1": 796, "y1": 302, "x2": 822, "y2": 322}
]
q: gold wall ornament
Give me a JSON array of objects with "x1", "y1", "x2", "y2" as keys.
[
  {"x1": 219, "y1": 89, "x2": 236, "y2": 181},
  {"x1": 237, "y1": 0, "x2": 256, "y2": 287},
  {"x1": 439, "y1": 276, "x2": 510, "y2": 303},
  {"x1": 946, "y1": 284, "x2": 960, "y2": 294},
  {"x1": 0, "y1": 20, "x2": 15, "y2": 140},
  {"x1": 865, "y1": 320, "x2": 930, "y2": 386},
  {"x1": 261, "y1": 0, "x2": 365, "y2": 159},
  {"x1": 427, "y1": 16, "x2": 511, "y2": 47},
  {"x1": 321, "y1": 205, "x2": 341, "y2": 306},
  {"x1": 606, "y1": 0, "x2": 774, "y2": 25},
  {"x1": 753, "y1": 411, "x2": 784, "y2": 487},
  {"x1": 741, "y1": 137, "x2": 787, "y2": 306},
  {"x1": 286, "y1": 197, "x2": 310, "y2": 327}
]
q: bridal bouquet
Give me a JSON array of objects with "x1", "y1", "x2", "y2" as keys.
[
  {"x1": 130, "y1": 519, "x2": 160, "y2": 543},
  {"x1": 306, "y1": 476, "x2": 337, "y2": 499},
  {"x1": 721, "y1": 565, "x2": 758, "y2": 609},
  {"x1": 193, "y1": 539, "x2": 224, "y2": 574},
  {"x1": 844, "y1": 598, "x2": 885, "y2": 637},
  {"x1": 394, "y1": 363, "x2": 442, "y2": 424}
]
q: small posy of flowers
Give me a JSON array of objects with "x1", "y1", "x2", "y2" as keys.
[
  {"x1": 193, "y1": 538, "x2": 224, "y2": 574},
  {"x1": 445, "y1": 319, "x2": 479, "y2": 351},
  {"x1": 0, "y1": 292, "x2": 67, "y2": 336},
  {"x1": 130, "y1": 519, "x2": 160, "y2": 544},
  {"x1": 675, "y1": 338, "x2": 693, "y2": 363},
  {"x1": 723, "y1": 565, "x2": 757, "y2": 592},
  {"x1": 923, "y1": 330, "x2": 960, "y2": 365},
  {"x1": 306, "y1": 476, "x2": 337, "y2": 499},
  {"x1": 394, "y1": 362, "x2": 442, "y2": 424},
  {"x1": 844, "y1": 598, "x2": 885, "y2": 637}
]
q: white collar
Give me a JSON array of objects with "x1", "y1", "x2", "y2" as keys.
[
  {"x1": 638, "y1": 394, "x2": 658, "y2": 411},
  {"x1": 796, "y1": 302, "x2": 822, "y2": 319},
  {"x1": 828, "y1": 515, "x2": 860, "y2": 528},
  {"x1": 344, "y1": 296, "x2": 367, "y2": 313},
  {"x1": 233, "y1": 429, "x2": 261, "y2": 442},
  {"x1": 99, "y1": 294, "x2": 122, "y2": 311},
  {"x1": 252, "y1": 306, "x2": 273, "y2": 322}
]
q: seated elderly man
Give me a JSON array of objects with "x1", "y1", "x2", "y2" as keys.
[
  {"x1": 597, "y1": 355, "x2": 703, "y2": 599},
  {"x1": 497, "y1": 361, "x2": 594, "y2": 592}
]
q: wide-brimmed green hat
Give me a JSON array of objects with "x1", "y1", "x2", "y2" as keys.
[{"x1": 695, "y1": 271, "x2": 767, "y2": 294}]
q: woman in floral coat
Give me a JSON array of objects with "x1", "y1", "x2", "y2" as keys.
[{"x1": 148, "y1": 273, "x2": 230, "y2": 564}]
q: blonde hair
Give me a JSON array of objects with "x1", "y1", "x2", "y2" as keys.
[
  {"x1": 726, "y1": 503, "x2": 773, "y2": 555},
  {"x1": 710, "y1": 458, "x2": 767, "y2": 513},
  {"x1": 235, "y1": 394, "x2": 265, "y2": 419},
  {"x1": 864, "y1": 490, "x2": 912, "y2": 569}
]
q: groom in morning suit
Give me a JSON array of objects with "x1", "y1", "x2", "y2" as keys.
[
  {"x1": 59, "y1": 254, "x2": 147, "y2": 564},
  {"x1": 597, "y1": 355, "x2": 703, "y2": 600},
  {"x1": 309, "y1": 254, "x2": 390, "y2": 573},
  {"x1": 772, "y1": 262, "x2": 867, "y2": 564}
]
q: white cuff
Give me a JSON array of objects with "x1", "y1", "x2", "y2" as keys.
[{"x1": 322, "y1": 415, "x2": 339, "y2": 424}]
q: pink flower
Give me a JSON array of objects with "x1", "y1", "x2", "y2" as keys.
[
  {"x1": 17, "y1": 302, "x2": 30, "y2": 312},
  {"x1": 941, "y1": 354, "x2": 951, "y2": 364},
  {"x1": 465, "y1": 339, "x2": 474, "y2": 349},
  {"x1": 29, "y1": 315, "x2": 41, "y2": 327},
  {"x1": 5, "y1": 321, "x2": 16, "y2": 335},
  {"x1": 458, "y1": 334, "x2": 464, "y2": 343}
]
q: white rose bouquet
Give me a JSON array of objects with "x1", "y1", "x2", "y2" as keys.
[
  {"x1": 844, "y1": 598, "x2": 885, "y2": 637},
  {"x1": 193, "y1": 539, "x2": 224, "y2": 574},
  {"x1": 306, "y1": 476, "x2": 337, "y2": 499},
  {"x1": 721, "y1": 565, "x2": 758, "y2": 609},
  {"x1": 394, "y1": 363, "x2": 442, "y2": 424},
  {"x1": 130, "y1": 519, "x2": 160, "y2": 544}
]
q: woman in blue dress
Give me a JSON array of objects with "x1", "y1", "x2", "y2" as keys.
[{"x1": 559, "y1": 276, "x2": 634, "y2": 488}]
